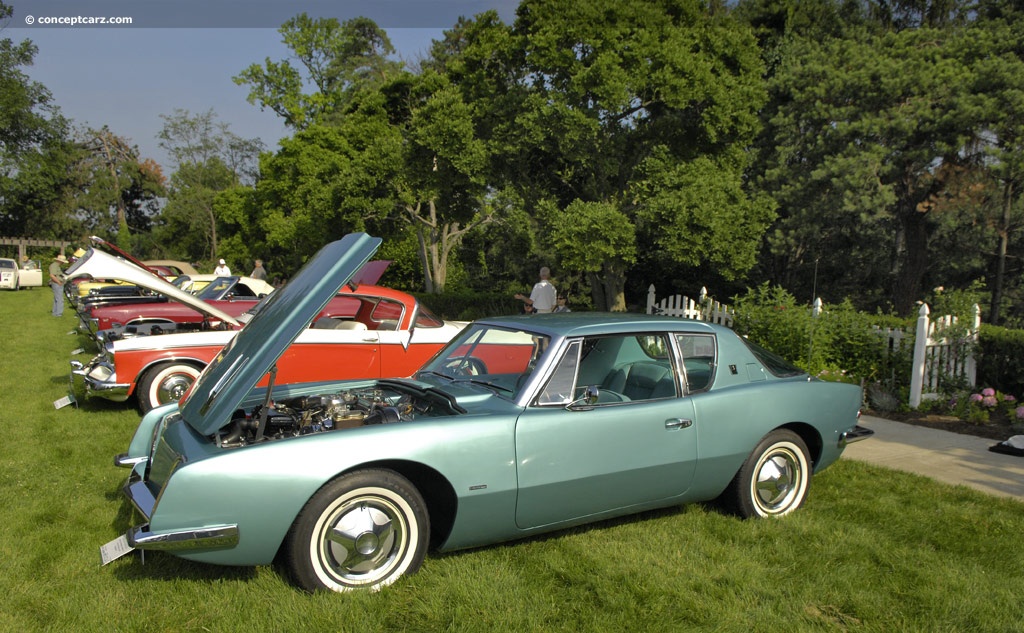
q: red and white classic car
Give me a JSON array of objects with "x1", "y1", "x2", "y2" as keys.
[
  {"x1": 66, "y1": 246, "x2": 465, "y2": 412},
  {"x1": 72, "y1": 285, "x2": 465, "y2": 412}
]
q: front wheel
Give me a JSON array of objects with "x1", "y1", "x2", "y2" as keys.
[
  {"x1": 724, "y1": 429, "x2": 811, "y2": 518},
  {"x1": 284, "y1": 469, "x2": 429, "y2": 593},
  {"x1": 137, "y1": 362, "x2": 203, "y2": 413}
]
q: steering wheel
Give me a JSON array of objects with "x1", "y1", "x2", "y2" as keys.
[{"x1": 444, "y1": 356, "x2": 488, "y2": 376}]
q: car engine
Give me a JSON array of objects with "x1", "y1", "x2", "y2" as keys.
[{"x1": 216, "y1": 386, "x2": 448, "y2": 448}]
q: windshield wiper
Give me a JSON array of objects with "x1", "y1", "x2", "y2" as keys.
[
  {"x1": 420, "y1": 370, "x2": 455, "y2": 381},
  {"x1": 465, "y1": 378, "x2": 514, "y2": 394}
]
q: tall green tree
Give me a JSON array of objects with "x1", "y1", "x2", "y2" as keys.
[
  {"x1": 757, "y1": 27, "x2": 974, "y2": 314},
  {"x1": 234, "y1": 14, "x2": 400, "y2": 129},
  {"x1": 156, "y1": 109, "x2": 263, "y2": 263},
  {"x1": 237, "y1": 15, "x2": 496, "y2": 292},
  {"x1": 247, "y1": 112, "x2": 399, "y2": 275},
  {"x1": 0, "y1": 1, "x2": 77, "y2": 239},
  {"x1": 959, "y1": 12, "x2": 1024, "y2": 324},
  {"x1": 73, "y1": 127, "x2": 165, "y2": 246},
  {"x1": 484, "y1": 0, "x2": 772, "y2": 309}
]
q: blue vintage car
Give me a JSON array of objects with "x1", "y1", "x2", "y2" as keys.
[{"x1": 103, "y1": 233, "x2": 871, "y2": 593}]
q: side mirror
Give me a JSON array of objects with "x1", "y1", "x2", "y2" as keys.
[{"x1": 566, "y1": 385, "x2": 601, "y2": 410}]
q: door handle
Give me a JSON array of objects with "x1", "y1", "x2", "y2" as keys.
[{"x1": 665, "y1": 418, "x2": 692, "y2": 430}]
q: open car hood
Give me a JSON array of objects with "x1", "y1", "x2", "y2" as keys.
[
  {"x1": 179, "y1": 233, "x2": 382, "y2": 436},
  {"x1": 64, "y1": 248, "x2": 241, "y2": 327}
]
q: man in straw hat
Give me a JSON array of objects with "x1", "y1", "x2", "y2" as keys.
[{"x1": 49, "y1": 254, "x2": 68, "y2": 317}]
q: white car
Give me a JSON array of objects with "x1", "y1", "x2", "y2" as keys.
[
  {"x1": 18, "y1": 261, "x2": 43, "y2": 288},
  {"x1": 173, "y1": 274, "x2": 275, "y2": 297},
  {"x1": 0, "y1": 258, "x2": 21, "y2": 290}
]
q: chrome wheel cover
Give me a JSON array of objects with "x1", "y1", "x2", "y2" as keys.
[
  {"x1": 157, "y1": 373, "x2": 195, "y2": 405},
  {"x1": 312, "y1": 490, "x2": 413, "y2": 590},
  {"x1": 150, "y1": 365, "x2": 201, "y2": 407},
  {"x1": 751, "y1": 443, "x2": 806, "y2": 516}
]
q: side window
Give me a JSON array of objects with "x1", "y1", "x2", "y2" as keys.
[
  {"x1": 572, "y1": 334, "x2": 679, "y2": 404},
  {"x1": 370, "y1": 298, "x2": 404, "y2": 330},
  {"x1": 676, "y1": 334, "x2": 716, "y2": 393},
  {"x1": 538, "y1": 340, "x2": 581, "y2": 406}
]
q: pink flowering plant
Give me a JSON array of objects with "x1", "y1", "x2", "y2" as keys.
[{"x1": 947, "y1": 387, "x2": 1024, "y2": 425}]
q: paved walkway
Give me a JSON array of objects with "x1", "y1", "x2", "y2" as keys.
[{"x1": 843, "y1": 415, "x2": 1024, "y2": 500}]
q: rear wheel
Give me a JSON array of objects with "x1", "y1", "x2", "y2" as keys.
[
  {"x1": 284, "y1": 469, "x2": 429, "y2": 593},
  {"x1": 724, "y1": 429, "x2": 811, "y2": 518},
  {"x1": 137, "y1": 361, "x2": 202, "y2": 413}
]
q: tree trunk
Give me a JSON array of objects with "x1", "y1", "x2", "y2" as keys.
[
  {"x1": 601, "y1": 263, "x2": 627, "y2": 311},
  {"x1": 587, "y1": 271, "x2": 606, "y2": 311},
  {"x1": 587, "y1": 264, "x2": 627, "y2": 311},
  {"x1": 890, "y1": 203, "x2": 930, "y2": 316},
  {"x1": 97, "y1": 131, "x2": 129, "y2": 229},
  {"x1": 989, "y1": 180, "x2": 1013, "y2": 326},
  {"x1": 404, "y1": 198, "x2": 493, "y2": 294}
]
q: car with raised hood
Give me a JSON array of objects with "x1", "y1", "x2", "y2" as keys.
[
  {"x1": 66, "y1": 246, "x2": 382, "y2": 345},
  {"x1": 103, "y1": 233, "x2": 873, "y2": 594},
  {"x1": 71, "y1": 282, "x2": 465, "y2": 413},
  {"x1": 67, "y1": 239, "x2": 197, "y2": 304},
  {"x1": 65, "y1": 247, "x2": 249, "y2": 342}
]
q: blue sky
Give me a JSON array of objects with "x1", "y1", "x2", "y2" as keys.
[{"x1": 5, "y1": 1, "x2": 520, "y2": 172}]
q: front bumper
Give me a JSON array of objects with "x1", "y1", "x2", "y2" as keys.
[
  {"x1": 839, "y1": 424, "x2": 875, "y2": 446},
  {"x1": 123, "y1": 464, "x2": 239, "y2": 551},
  {"x1": 70, "y1": 358, "x2": 131, "y2": 402}
]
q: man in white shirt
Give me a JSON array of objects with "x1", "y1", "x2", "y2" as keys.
[
  {"x1": 515, "y1": 266, "x2": 557, "y2": 313},
  {"x1": 214, "y1": 258, "x2": 231, "y2": 276}
]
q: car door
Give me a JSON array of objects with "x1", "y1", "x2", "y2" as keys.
[
  {"x1": 276, "y1": 326, "x2": 382, "y2": 382},
  {"x1": 514, "y1": 334, "x2": 698, "y2": 529}
]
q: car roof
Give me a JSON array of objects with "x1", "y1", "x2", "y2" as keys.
[{"x1": 474, "y1": 312, "x2": 727, "y2": 338}]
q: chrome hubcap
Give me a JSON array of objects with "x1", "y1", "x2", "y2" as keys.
[
  {"x1": 158, "y1": 374, "x2": 194, "y2": 404},
  {"x1": 322, "y1": 501, "x2": 404, "y2": 582},
  {"x1": 754, "y1": 447, "x2": 802, "y2": 513}
]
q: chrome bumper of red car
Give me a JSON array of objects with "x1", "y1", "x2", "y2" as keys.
[{"x1": 70, "y1": 359, "x2": 131, "y2": 402}]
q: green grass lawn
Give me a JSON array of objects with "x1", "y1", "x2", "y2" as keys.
[{"x1": 1, "y1": 287, "x2": 1023, "y2": 632}]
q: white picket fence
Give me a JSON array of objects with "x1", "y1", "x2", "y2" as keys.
[
  {"x1": 645, "y1": 285, "x2": 734, "y2": 327},
  {"x1": 645, "y1": 285, "x2": 978, "y2": 407},
  {"x1": 908, "y1": 303, "x2": 980, "y2": 408}
]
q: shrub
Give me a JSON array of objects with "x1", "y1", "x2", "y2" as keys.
[
  {"x1": 977, "y1": 324, "x2": 1024, "y2": 398},
  {"x1": 415, "y1": 291, "x2": 522, "y2": 321},
  {"x1": 732, "y1": 284, "x2": 912, "y2": 387}
]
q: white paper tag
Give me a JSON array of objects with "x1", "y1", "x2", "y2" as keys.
[
  {"x1": 71, "y1": 348, "x2": 84, "y2": 355},
  {"x1": 100, "y1": 535, "x2": 134, "y2": 565},
  {"x1": 53, "y1": 394, "x2": 75, "y2": 409}
]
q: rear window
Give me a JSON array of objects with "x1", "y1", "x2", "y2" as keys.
[
  {"x1": 0, "y1": 260, "x2": 15, "y2": 269},
  {"x1": 740, "y1": 338, "x2": 806, "y2": 378}
]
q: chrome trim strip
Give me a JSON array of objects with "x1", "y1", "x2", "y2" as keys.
[
  {"x1": 127, "y1": 523, "x2": 239, "y2": 551},
  {"x1": 114, "y1": 452, "x2": 147, "y2": 468}
]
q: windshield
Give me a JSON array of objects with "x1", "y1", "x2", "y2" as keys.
[
  {"x1": 417, "y1": 324, "x2": 549, "y2": 400},
  {"x1": 198, "y1": 277, "x2": 240, "y2": 301}
]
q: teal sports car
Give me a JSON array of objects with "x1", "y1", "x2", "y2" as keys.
[{"x1": 103, "y1": 233, "x2": 872, "y2": 593}]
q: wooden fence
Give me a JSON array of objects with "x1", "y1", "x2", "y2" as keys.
[
  {"x1": 645, "y1": 285, "x2": 734, "y2": 327},
  {"x1": 645, "y1": 285, "x2": 978, "y2": 407},
  {"x1": 908, "y1": 303, "x2": 980, "y2": 408}
]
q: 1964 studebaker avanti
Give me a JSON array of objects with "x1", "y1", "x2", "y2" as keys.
[{"x1": 103, "y1": 233, "x2": 872, "y2": 593}]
